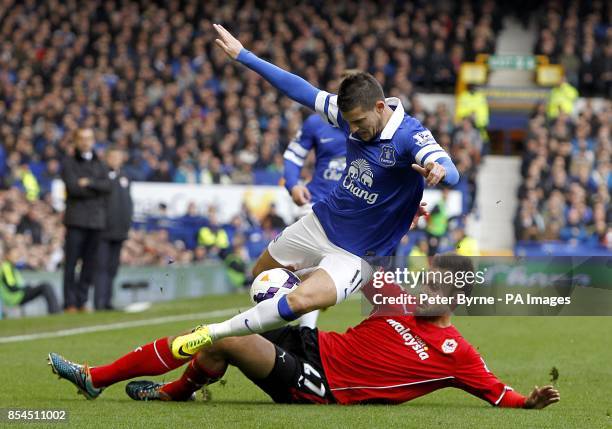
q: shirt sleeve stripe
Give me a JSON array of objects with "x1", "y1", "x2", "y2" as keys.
[
  {"x1": 283, "y1": 151, "x2": 304, "y2": 167},
  {"x1": 494, "y1": 386, "x2": 513, "y2": 405},
  {"x1": 288, "y1": 142, "x2": 309, "y2": 157},
  {"x1": 421, "y1": 150, "x2": 450, "y2": 165},
  {"x1": 327, "y1": 95, "x2": 340, "y2": 128},
  {"x1": 415, "y1": 144, "x2": 443, "y2": 164},
  {"x1": 315, "y1": 91, "x2": 330, "y2": 117}
]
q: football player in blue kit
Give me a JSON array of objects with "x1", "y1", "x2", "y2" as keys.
[{"x1": 170, "y1": 24, "x2": 460, "y2": 359}]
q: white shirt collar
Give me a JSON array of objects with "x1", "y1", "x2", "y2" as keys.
[{"x1": 380, "y1": 97, "x2": 404, "y2": 140}]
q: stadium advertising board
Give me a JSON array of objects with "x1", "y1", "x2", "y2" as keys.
[{"x1": 51, "y1": 180, "x2": 463, "y2": 223}]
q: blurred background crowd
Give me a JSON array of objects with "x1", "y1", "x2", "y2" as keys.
[
  {"x1": 515, "y1": 101, "x2": 610, "y2": 247},
  {"x1": 0, "y1": 0, "x2": 501, "y2": 189},
  {"x1": 534, "y1": 0, "x2": 611, "y2": 97}
]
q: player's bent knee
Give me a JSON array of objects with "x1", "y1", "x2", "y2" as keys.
[
  {"x1": 212, "y1": 336, "x2": 253, "y2": 360},
  {"x1": 286, "y1": 284, "x2": 334, "y2": 314},
  {"x1": 286, "y1": 268, "x2": 338, "y2": 314},
  {"x1": 284, "y1": 292, "x2": 305, "y2": 314},
  {"x1": 200, "y1": 339, "x2": 231, "y2": 359}
]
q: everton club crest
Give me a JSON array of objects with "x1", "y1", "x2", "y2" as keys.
[{"x1": 379, "y1": 144, "x2": 396, "y2": 167}]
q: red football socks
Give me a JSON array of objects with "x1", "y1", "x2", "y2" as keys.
[
  {"x1": 89, "y1": 337, "x2": 187, "y2": 388},
  {"x1": 160, "y1": 358, "x2": 225, "y2": 400}
]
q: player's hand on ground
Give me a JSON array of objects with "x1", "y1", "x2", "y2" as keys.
[
  {"x1": 412, "y1": 162, "x2": 446, "y2": 186},
  {"x1": 213, "y1": 24, "x2": 243, "y2": 59},
  {"x1": 524, "y1": 385, "x2": 560, "y2": 409},
  {"x1": 291, "y1": 185, "x2": 311, "y2": 206},
  {"x1": 410, "y1": 201, "x2": 428, "y2": 230}
]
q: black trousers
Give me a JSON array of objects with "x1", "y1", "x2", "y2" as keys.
[
  {"x1": 21, "y1": 283, "x2": 61, "y2": 314},
  {"x1": 63, "y1": 227, "x2": 101, "y2": 308},
  {"x1": 94, "y1": 239, "x2": 123, "y2": 310}
]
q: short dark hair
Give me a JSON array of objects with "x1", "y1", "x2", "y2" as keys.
[
  {"x1": 431, "y1": 252, "x2": 476, "y2": 297},
  {"x1": 337, "y1": 72, "x2": 384, "y2": 113}
]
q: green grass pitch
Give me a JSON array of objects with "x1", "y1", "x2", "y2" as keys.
[{"x1": 0, "y1": 294, "x2": 610, "y2": 429}]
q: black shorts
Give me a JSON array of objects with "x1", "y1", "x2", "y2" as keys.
[{"x1": 249, "y1": 326, "x2": 336, "y2": 404}]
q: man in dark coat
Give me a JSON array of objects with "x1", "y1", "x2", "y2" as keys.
[
  {"x1": 94, "y1": 146, "x2": 133, "y2": 310},
  {"x1": 61, "y1": 128, "x2": 111, "y2": 312}
]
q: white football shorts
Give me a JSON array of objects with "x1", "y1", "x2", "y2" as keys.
[{"x1": 268, "y1": 212, "x2": 373, "y2": 304}]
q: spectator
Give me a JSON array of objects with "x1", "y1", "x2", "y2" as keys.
[
  {"x1": 198, "y1": 212, "x2": 230, "y2": 259},
  {"x1": 261, "y1": 204, "x2": 286, "y2": 231},
  {"x1": 597, "y1": 43, "x2": 612, "y2": 99},
  {"x1": 173, "y1": 161, "x2": 198, "y2": 184},
  {"x1": 179, "y1": 202, "x2": 208, "y2": 229},
  {"x1": 453, "y1": 225, "x2": 480, "y2": 256},
  {"x1": 193, "y1": 246, "x2": 208, "y2": 263},
  {"x1": 453, "y1": 118, "x2": 484, "y2": 159},
  {"x1": 455, "y1": 84, "x2": 489, "y2": 131},
  {"x1": 426, "y1": 188, "x2": 450, "y2": 256},
  {"x1": 559, "y1": 208, "x2": 589, "y2": 243},
  {"x1": 0, "y1": 244, "x2": 60, "y2": 315},
  {"x1": 408, "y1": 238, "x2": 429, "y2": 272},
  {"x1": 200, "y1": 156, "x2": 231, "y2": 185},
  {"x1": 223, "y1": 233, "x2": 251, "y2": 290},
  {"x1": 38, "y1": 158, "x2": 61, "y2": 197},
  {"x1": 61, "y1": 128, "x2": 111, "y2": 312},
  {"x1": 149, "y1": 160, "x2": 173, "y2": 182},
  {"x1": 547, "y1": 77, "x2": 579, "y2": 120},
  {"x1": 12, "y1": 163, "x2": 40, "y2": 202},
  {"x1": 94, "y1": 146, "x2": 133, "y2": 311},
  {"x1": 429, "y1": 39, "x2": 455, "y2": 92},
  {"x1": 16, "y1": 205, "x2": 43, "y2": 244}
]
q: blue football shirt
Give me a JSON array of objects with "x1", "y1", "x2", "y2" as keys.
[{"x1": 312, "y1": 94, "x2": 455, "y2": 257}]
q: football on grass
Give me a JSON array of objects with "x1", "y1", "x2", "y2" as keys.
[{"x1": 250, "y1": 268, "x2": 300, "y2": 304}]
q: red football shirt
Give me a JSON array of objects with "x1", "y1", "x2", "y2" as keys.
[{"x1": 317, "y1": 279, "x2": 524, "y2": 406}]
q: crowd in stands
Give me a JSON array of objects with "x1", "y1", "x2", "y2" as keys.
[
  {"x1": 534, "y1": 0, "x2": 611, "y2": 97},
  {"x1": 0, "y1": 188, "x2": 64, "y2": 271},
  {"x1": 515, "y1": 100, "x2": 611, "y2": 249},
  {"x1": 0, "y1": 188, "x2": 288, "y2": 272},
  {"x1": 0, "y1": 0, "x2": 501, "y2": 192},
  {"x1": 0, "y1": 0, "x2": 496, "y2": 271}
]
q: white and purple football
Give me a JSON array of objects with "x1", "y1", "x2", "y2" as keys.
[{"x1": 250, "y1": 268, "x2": 300, "y2": 304}]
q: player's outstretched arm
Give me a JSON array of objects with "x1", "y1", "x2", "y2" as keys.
[
  {"x1": 214, "y1": 24, "x2": 321, "y2": 111},
  {"x1": 456, "y1": 346, "x2": 560, "y2": 409}
]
